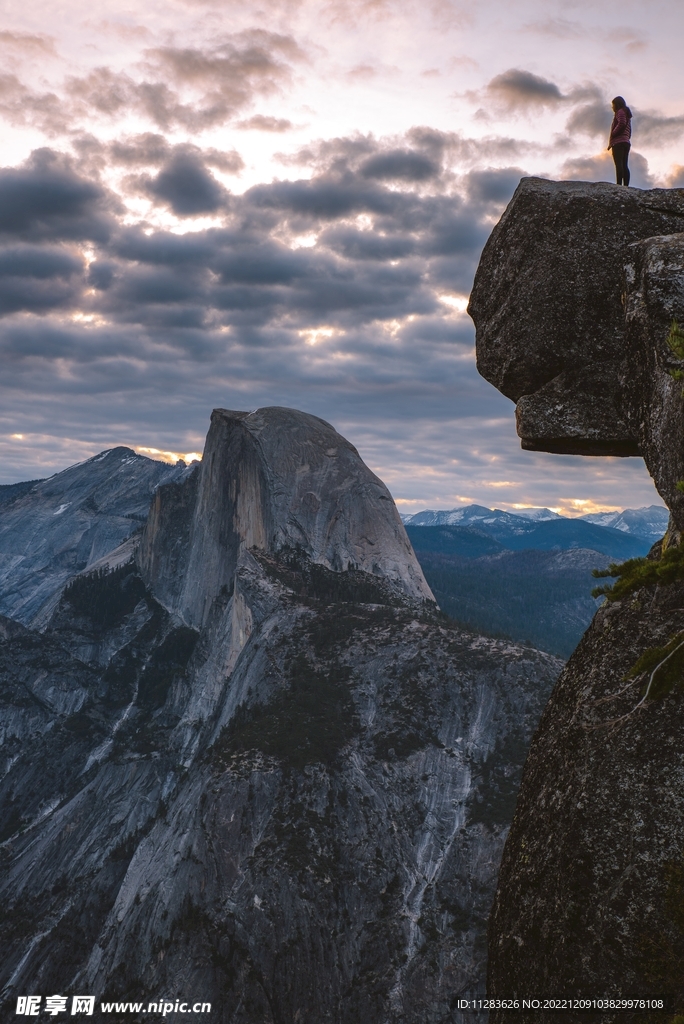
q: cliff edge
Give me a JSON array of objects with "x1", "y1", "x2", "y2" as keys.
[{"x1": 470, "y1": 179, "x2": 684, "y2": 1019}]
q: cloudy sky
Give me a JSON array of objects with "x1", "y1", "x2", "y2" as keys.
[{"x1": 1, "y1": 0, "x2": 682, "y2": 513}]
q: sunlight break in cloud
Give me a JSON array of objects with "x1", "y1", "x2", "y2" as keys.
[{"x1": 135, "y1": 445, "x2": 202, "y2": 464}]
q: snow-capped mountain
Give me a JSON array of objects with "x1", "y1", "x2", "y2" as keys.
[
  {"x1": 508, "y1": 507, "x2": 563, "y2": 521},
  {"x1": 578, "y1": 505, "x2": 669, "y2": 542},
  {"x1": 402, "y1": 504, "x2": 557, "y2": 533},
  {"x1": 402, "y1": 503, "x2": 668, "y2": 544}
]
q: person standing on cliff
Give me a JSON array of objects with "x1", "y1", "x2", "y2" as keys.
[{"x1": 607, "y1": 96, "x2": 632, "y2": 186}]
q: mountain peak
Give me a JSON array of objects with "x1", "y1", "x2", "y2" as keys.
[{"x1": 140, "y1": 407, "x2": 434, "y2": 627}]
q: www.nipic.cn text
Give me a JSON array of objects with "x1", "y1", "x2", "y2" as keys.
[{"x1": 16, "y1": 996, "x2": 212, "y2": 1016}]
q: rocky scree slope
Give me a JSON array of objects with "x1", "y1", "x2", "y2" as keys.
[
  {"x1": 470, "y1": 179, "x2": 684, "y2": 1020},
  {"x1": 0, "y1": 407, "x2": 560, "y2": 1023}
]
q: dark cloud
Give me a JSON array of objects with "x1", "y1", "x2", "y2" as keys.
[
  {"x1": 246, "y1": 176, "x2": 399, "y2": 220},
  {"x1": 633, "y1": 110, "x2": 684, "y2": 147},
  {"x1": 106, "y1": 135, "x2": 244, "y2": 178},
  {"x1": 279, "y1": 128, "x2": 529, "y2": 184},
  {"x1": 277, "y1": 133, "x2": 377, "y2": 172},
  {"x1": 0, "y1": 245, "x2": 82, "y2": 315},
  {"x1": 0, "y1": 149, "x2": 118, "y2": 241},
  {"x1": 0, "y1": 245, "x2": 81, "y2": 278},
  {"x1": 0, "y1": 131, "x2": 526, "y2": 499},
  {"x1": 87, "y1": 260, "x2": 116, "y2": 291},
  {"x1": 566, "y1": 101, "x2": 612, "y2": 139},
  {"x1": 316, "y1": 225, "x2": 416, "y2": 261},
  {"x1": 405, "y1": 125, "x2": 531, "y2": 166},
  {"x1": 109, "y1": 266, "x2": 206, "y2": 307},
  {"x1": 286, "y1": 130, "x2": 451, "y2": 176},
  {"x1": 142, "y1": 149, "x2": 232, "y2": 215},
  {"x1": 0, "y1": 133, "x2": 493, "y2": 338},
  {"x1": 111, "y1": 227, "x2": 218, "y2": 267},
  {"x1": 485, "y1": 69, "x2": 564, "y2": 110},
  {"x1": 0, "y1": 136, "x2": 498, "y2": 362},
  {"x1": 359, "y1": 148, "x2": 440, "y2": 181},
  {"x1": 464, "y1": 167, "x2": 524, "y2": 207}
]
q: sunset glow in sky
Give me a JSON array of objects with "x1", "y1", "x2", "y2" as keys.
[{"x1": 1, "y1": 0, "x2": 683, "y2": 512}]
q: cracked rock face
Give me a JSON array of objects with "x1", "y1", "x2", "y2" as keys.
[
  {"x1": 0, "y1": 407, "x2": 561, "y2": 1023},
  {"x1": 469, "y1": 178, "x2": 684, "y2": 487}
]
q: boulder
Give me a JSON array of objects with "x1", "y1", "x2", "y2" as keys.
[
  {"x1": 470, "y1": 176, "x2": 684, "y2": 526},
  {"x1": 469, "y1": 177, "x2": 684, "y2": 403}
]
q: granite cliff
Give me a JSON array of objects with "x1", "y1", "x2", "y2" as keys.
[
  {"x1": 470, "y1": 179, "x2": 684, "y2": 1020},
  {"x1": 0, "y1": 407, "x2": 560, "y2": 1022},
  {"x1": 470, "y1": 177, "x2": 684, "y2": 492}
]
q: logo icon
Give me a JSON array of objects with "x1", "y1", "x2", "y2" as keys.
[{"x1": 71, "y1": 997, "x2": 95, "y2": 1016}]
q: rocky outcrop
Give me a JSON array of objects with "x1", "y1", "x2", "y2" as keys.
[
  {"x1": 0, "y1": 448, "x2": 188, "y2": 627},
  {"x1": 469, "y1": 179, "x2": 684, "y2": 491},
  {"x1": 488, "y1": 572, "x2": 684, "y2": 1017},
  {"x1": 471, "y1": 180, "x2": 684, "y2": 1017},
  {"x1": 0, "y1": 408, "x2": 561, "y2": 1022}
]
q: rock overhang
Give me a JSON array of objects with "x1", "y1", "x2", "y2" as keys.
[{"x1": 469, "y1": 177, "x2": 684, "y2": 522}]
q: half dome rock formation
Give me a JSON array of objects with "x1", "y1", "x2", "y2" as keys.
[
  {"x1": 471, "y1": 181, "x2": 684, "y2": 1018},
  {"x1": 0, "y1": 407, "x2": 561, "y2": 1023},
  {"x1": 139, "y1": 406, "x2": 433, "y2": 629}
]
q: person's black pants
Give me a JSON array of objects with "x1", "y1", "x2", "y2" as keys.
[{"x1": 612, "y1": 142, "x2": 630, "y2": 186}]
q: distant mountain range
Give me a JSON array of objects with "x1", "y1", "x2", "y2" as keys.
[
  {"x1": 406, "y1": 519, "x2": 649, "y2": 562},
  {"x1": 402, "y1": 505, "x2": 669, "y2": 658},
  {"x1": 401, "y1": 504, "x2": 668, "y2": 545}
]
